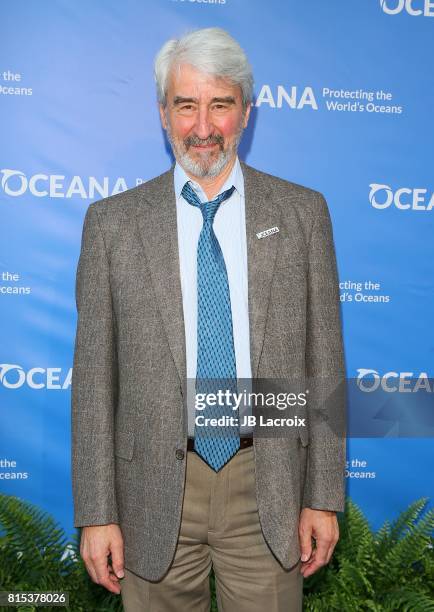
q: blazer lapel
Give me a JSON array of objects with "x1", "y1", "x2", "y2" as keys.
[
  {"x1": 135, "y1": 167, "x2": 187, "y2": 392},
  {"x1": 242, "y1": 162, "x2": 282, "y2": 378}
]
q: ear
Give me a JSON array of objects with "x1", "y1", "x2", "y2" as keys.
[
  {"x1": 159, "y1": 104, "x2": 168, "y2": 130},
  {"x1": 243, "y1": 102, "x2": 252, "y2": 128}
]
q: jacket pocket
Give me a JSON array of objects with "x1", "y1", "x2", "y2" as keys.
[
  {"x1": 114, "y1": 430, "x2": 135, "y2": 461},
  {"x1": 298, "y1": 426, "x2": 309, "y2": 447}
]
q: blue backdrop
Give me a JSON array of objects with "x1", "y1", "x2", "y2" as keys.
[{"x1": 1, "y1": 0, "x2": 433, "y2": 539}]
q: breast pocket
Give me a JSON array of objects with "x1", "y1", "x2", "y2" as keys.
[{"x1": 277, "y1": 235, "x2": 307, "y2": 263}]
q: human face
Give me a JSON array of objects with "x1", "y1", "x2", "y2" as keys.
[{"x1": 159, "y1": 63, "x2": 251, "y2": 178}]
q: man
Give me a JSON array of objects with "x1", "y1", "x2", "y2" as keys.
[{"x1": 71, "y1": 27, "x2": 346, "y2": 611}]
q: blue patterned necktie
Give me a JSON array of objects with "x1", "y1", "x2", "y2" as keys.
[{"x1": 181, "y1": 181, "x2": 240, "y2": 471}]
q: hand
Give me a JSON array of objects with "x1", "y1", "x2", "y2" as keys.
[
  {"x1": 80, "y1": 523, "x2": 125, "y2": 594},
  {"x1": 298, "y1": 508, "x2": 339, "y2": 578}
]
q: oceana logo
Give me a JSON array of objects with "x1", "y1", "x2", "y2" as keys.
[
  {"x1": 0, "y1": 364, "x2": 72, "y2": 389},
  {"x1": 380, "y1": 0, "x2": 434, "y2": 15},
  {"x1": 369, "y1": 183, "x2": 434, "y2": 211},
  {"x1": 356, "y1": 369, "x2": 433, "y2": 392},
  {"x1": 255, "y1": 85, "x2": 317, "y2": 109},
  {"x1": 0, "y1": 168, "x2": 135, "y2": 200}
]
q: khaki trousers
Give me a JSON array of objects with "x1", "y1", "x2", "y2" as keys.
[{"x1": 120, "y1": 445, "x2": 303, "y2": 611}]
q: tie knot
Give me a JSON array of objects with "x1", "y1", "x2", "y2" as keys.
[{"x1": 181, "y1": 182, "x2": 236, "y2": 224}]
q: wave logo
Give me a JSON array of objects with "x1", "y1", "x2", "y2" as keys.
[
  {"x1": 0, "y1": 168, "x2": 132, "y2": 199},
  {"x1": 0, "y1": 364, "x2": 72, "y2": 389},
  {"x1": 380, "y1": 0, "x2": 434, "y2": 15},
  {"x1": 369, "y1": 183, "x2": 434, "y2": 210},
  {"x1": 356, "y1": 369, "x2": 433, "y2": 392}
]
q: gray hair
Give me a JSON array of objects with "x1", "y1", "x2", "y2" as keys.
[{"x1": 154, "y1": 27, "x2": 253, "y2": 109}]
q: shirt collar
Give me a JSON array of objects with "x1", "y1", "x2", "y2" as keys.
[{"x1": 174, "y1": 156, "x2": 244, "y2": 203}]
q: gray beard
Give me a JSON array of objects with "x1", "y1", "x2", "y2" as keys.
[{"x1": 165, "y1": 121, "x2": 243, "y2": 178}]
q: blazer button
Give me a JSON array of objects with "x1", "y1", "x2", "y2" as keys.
[{"x1": 175, "y1": 449, "x2": 185, "y2": 460}]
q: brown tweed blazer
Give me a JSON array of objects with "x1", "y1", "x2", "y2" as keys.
[{"x1": 71, "y1": 161, "x2": 346, "y2": 581}]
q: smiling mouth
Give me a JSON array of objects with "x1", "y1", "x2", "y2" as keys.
[
  {"x1": 191, "y1": 143, "x2": 218, "y2": 149},
  {"x1": 185, "y1": 135, "x2": 224, "y2": 151}
]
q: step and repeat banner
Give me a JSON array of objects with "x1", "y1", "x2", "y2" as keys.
[{"x1": 1, "y1": 0, "x2": 433, "y2": 538}]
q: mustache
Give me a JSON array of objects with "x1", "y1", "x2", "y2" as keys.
[{"x1": 184, "y1": 134, "x2": 224, "y2": 149}]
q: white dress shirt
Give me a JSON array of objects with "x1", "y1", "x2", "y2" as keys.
[{"x1": 174, "y1": 156, "x2": 253, "y2": 436}]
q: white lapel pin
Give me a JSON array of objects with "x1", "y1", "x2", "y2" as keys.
[{"x1": 256, "y1": 226, "x2": 280, "y2": 239}]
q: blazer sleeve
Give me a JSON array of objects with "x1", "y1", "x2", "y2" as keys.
[
  {"x1": 71, "y1": 203, "x2": 119, "y2": 527},
  {"x1": 302, "y1": 192, "x2": 347, "y2": 513}
]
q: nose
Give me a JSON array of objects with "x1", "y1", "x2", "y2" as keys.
[{"x1": 193, "y1": 105, "x2": 214, "y2": 139}]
